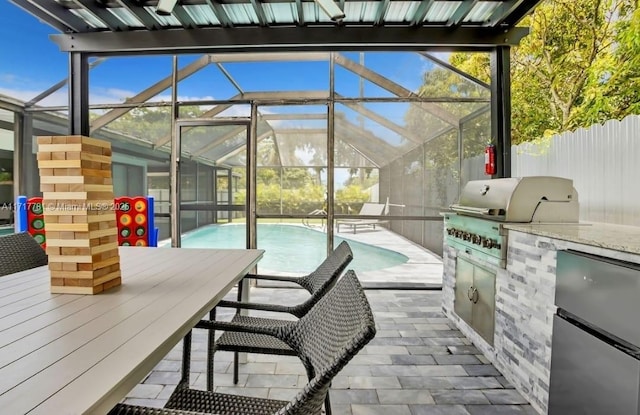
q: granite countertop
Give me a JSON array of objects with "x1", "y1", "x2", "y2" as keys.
[{"x1": 503, "y1": 222, "x2": 640, "y2": 255}]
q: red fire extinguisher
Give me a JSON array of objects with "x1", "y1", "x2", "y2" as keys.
[{"x1": 485, "y1": 145, "x2": 496, "y2": 175}]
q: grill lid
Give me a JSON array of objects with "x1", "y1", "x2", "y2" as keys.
[{"x1": 451, "y1": 176, "x2": 579, "y2": 223}]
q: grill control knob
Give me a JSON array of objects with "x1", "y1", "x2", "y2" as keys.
[
  {"x1": 447, "y1": 228, "x2": 455, "y2": 236},
  {"x1": 472, "y1": 235, "x2": 482, "y2": 245},
  {"x1": 482, "y1": 238, "x2": 501, "y2": 249}
]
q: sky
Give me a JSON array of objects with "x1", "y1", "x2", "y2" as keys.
[{"x1": 0, "y1": 2, "x2": 440, "y2": 109}]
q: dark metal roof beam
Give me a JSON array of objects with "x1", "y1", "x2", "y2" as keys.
[
  {"x1": 420, "y1": 52, "x2": 490, "y2": 90},
  {"x1": 374, "y1": 0, "x2": 390, "y2": 26},
  {"x1": 11, "y1": 0, "x2": 91, "y2": 32},
  {"x1": 50, "y1": 26, "x2": 531, "y2": 54},
  {"x1": 500, "y1": 0, "x2": 543, "y2": 26},
  {"x1": 172, "y1": 4, "x2": 198, "y2": 28},
  {"x1": 410, "y1": 0, "x2": 435, "y2": 26},
  {"x1": 72, "y1": 0, "x2": 128, "y2": 31},
  {"x1": 204, "y1": 0, "x2": 233, "y2": 27},
  {"x1": 334, "y1": 53, "x2": 459, "y2": 126},
  {"x1": 484, "y1": 0, "x2": 524, "y2": 27},
  {"x1": 249, "y1": 0, "x2": 269, "y2": 26},
  {"x1": 295, "y1": 0, "x2": 305, "y2": 25},
  {"x1": 115, "y1": 0, "x2": 161, "y2": 30},
  {"x1": 447, "y1": 0, "x2": 479, "y2": 26},
  {"x1": 91, "y1": 54, "x2": 211, "y2": 133}
]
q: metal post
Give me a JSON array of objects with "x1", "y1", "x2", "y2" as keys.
[
  {"x1": 170, "y1": 56, "x2": 180, "y2": 247},
  {"x1": 491, "y1": 46, "x2": 512, "y2": 178},
  {"x1": 248, "y1": 104, "x2": 258, "y2": 250},
  {"x1": 457, "y1": 121, "x2": 464, "y2": 189},
  {"x1": 227, "y1": 169, "x2": 232, "y2": 223},
  {"x1": 68, "y1": 52, "x2": 89, "y2": 136},
  {"x1": 327, "y1": 52, "x2": 336, "y2": 253},
  {"x1": 212, "y1": 167, "x2": 218, "y2": 224},
  {"x1": 13, "y1": 112, "x2": 26, "y2": 201}
]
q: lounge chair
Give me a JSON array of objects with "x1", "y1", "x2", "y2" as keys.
[
  {"x1": 108, "y1": 270, "x2": 376, "y2": 415},
  {"x1": 0, "y1": 232, "x2": 47, "y2": 277},
  {"x1": 336, "y1": 201, "x2": 389, "y2": 234}
]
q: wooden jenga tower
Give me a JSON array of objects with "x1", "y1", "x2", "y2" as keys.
[{"x1": 36, "y1": 136, "x2": 121, "y2": 294}]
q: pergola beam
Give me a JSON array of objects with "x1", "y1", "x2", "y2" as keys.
[
  {"x1": 410, "y1": 0, "x2": 435, "y2": 26},
  {"x1": 12, "y1": 0, "x2": 90, "y2": 32},
  {"x1": 50, "y1": 26, "x2": 531, "y2": 55},
  {"x1": 500, "y1": 0, "x2": 543, "y2": 26},
  {"x1": 295, "y1": 0, "x2": 305, "y2": 25},
  {"x1": 447, "y1": 0, "x2": 479, "y2": 26},
  {"x1": 114, "y1": 0, "x2": 161, "y2": 30},
  {"x1": 72, "y1": 0, "x2": 128, "y2": 31},
  {"x1": 249, "y1": 0, "x2": 269, "y2": 26},
  {"x1": 374, "y1": 0, "x2": 390, "y2": 25},
  {"x1": 172, "y1": 5, "x2": 198, "y2": 29},
  {"x1": 204, "y1": 0, "x2": 233, "y2": 27}
]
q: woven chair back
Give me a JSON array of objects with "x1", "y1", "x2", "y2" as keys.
[
  {"x1": 0, "y1": 232, "x2": 48, "y2": 277},
  {"x1": 288, "y1": 241, "x2": 353, "y2": 318},
  {"x1": 276, "y1": 270, "x2": 376, "y2": 415}
]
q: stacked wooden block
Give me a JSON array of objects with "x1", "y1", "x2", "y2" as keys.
[{"x1": 37, "y1": 135, "x2": 121, "y2": 294}]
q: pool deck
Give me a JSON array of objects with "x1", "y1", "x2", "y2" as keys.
[{"x1": 334, "y1": 226, "x2": 443, "y2": 287}]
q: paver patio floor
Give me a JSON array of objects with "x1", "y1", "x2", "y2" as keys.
[{"x1": 124, "y1": 287, "x2": 536, "y2": 415}]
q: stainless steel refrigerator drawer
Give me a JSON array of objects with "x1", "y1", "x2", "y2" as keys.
[
  {"x1": 556, "y1": 250, "x2": 640, "y2": 346},
  {"x1": 549, "y1": 316, "x2": 640, "y2": 415}
]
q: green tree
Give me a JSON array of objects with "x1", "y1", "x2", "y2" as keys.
[{"x1": 451, "y1": 0, "x2": 639, "y2": 143}]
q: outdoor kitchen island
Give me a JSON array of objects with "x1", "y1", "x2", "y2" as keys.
[{"x1": 443, "y1": 221, "x2": 640, "y2": 415}]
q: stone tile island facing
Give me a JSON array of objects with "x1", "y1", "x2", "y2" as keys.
[{"x1": 443, "y1": 222, "x2": 640, "y2": 414}]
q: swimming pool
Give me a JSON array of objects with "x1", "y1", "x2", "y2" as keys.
[{"x1": 177, "y1": 223, "x2": 408, "y2": 274}]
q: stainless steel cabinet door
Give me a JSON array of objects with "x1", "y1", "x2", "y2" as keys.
[
  {"x1": 454, "y1": 257, "x2": 474, "y2": 325},
  {"x1": 472, "y1": 264, "x2": 496, "y2": 346},
  {"x1": 549, "y1": 316, "x2": 640, "y2": 415},
  {"x1": 556, "y1": 250, "x2": 640, "y2": 346}
]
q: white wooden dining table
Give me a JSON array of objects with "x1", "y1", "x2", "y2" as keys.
[{"x1": 0, "y1": 246, "x2": 263, "y2": 415}]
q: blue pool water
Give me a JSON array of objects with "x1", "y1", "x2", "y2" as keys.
[{"x1": 177, "y1": 223, "x2": 408, "y2": 273}]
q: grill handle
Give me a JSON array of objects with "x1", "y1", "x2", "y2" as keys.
[{"x1": 450, "y1": 204, "x2": 505, "y2": 217}]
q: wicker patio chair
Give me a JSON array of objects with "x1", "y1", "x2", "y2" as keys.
[
  {"x1": 108, "y1": 270, "x2": 376, "y2": 415},
  {"x1": 0, "y1": 232, "x2": 47, "y2": 277},
  {"x1": 206, "y1": 240, "x2": 353, "y2": 391}
]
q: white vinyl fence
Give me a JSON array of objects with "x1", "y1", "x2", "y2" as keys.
[{"x1": 511, "y1": 115, "x2": 640, "y2": 226}]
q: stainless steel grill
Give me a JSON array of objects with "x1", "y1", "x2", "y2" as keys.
[{"x1": 445, "y1": 176, "x2": 580, "y2": 267}]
